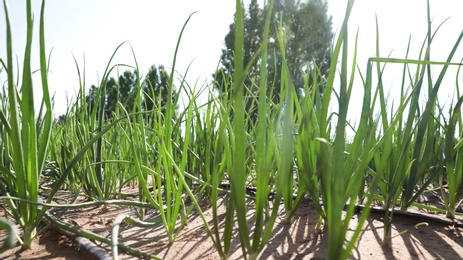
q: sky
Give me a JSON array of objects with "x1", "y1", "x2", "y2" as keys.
[{"x1": 1, "y1": 0, "x2": 463, "y2": 119}]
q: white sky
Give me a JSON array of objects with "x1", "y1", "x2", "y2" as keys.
[{"x1": 1, "y1": 0, "x2": 463, "y2": 118}]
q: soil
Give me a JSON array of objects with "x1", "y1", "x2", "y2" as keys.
[{"x1": 1, "y1": 187, "x2": 462, "y2": 260}]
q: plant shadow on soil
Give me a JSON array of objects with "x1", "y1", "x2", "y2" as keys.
[{"x1": 1, "y1": 187, "x2": 462, "y2": 260}]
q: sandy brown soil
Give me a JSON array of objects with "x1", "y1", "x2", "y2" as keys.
[
  {"x1": 0, "y1": 225, "x2": 92, "y2": 259},
  {"x1": 1, "y1": 189, "x2": 462, "y2": 260}
]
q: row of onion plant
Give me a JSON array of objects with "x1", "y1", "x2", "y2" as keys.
[{"x1": 1, "y1": 0, "x2": 463, "y2": 259}]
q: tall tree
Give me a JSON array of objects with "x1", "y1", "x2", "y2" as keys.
[
  {"x1": 85, "y1": 84, "x2": 99, "y2": 116},
  {"x1": 277, "y1": 0, "x2": 333, "y2": 92},
  {"x1": 82, "y1": 64, "x2": 174, "y2": 120},
  {"x1": 117, "y1": 70, "x2": 138, "y2": 114},
  {"x1": 143, "y1": 64, "x2": 172, "y2": 117},
  {"x1": 214, "y1": 0, "x2": 263, "y2": 98},
  {"x1": 98, "y1": 70, "x2": 138, "y2": 118},
  {"x1": 104, "y1": 77, "x2": 119, "y2": 118},
  {"x1": 214, "y1": 0, "x2": 333, "y2": 104}
]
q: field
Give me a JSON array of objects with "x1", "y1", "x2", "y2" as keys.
[
  {"x1": 1, "y1": 188, "x2": 463, "y2": 259},
  {"x1": 1, "y1": 1, "x2": 463, "y2": 259}
]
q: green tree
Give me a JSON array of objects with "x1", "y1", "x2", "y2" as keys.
[
  {"x1": 143, "y1": 64, "x2": 172, "y2": 117},
  {"x1": 276, "y1": 0, "x2": 333, "y2": 91},
  {"x1": 81, "y1": 65, "x2": 175, "y2": 120},
  {"x1": 104, "y1": 77, "x2": 119, "y2": 118},
  {"x1": 85, "y1": 84, "x2": 99, "y2": 116},
  {"x1": 214, "y1": 0, "x2": 263, "y2": 99},
  {"x1": 84, "y1": 70, "x2": 138, "y2": 119},
  {"x1": 116, "y1": 70, "x2": 138, "y2": 114},
  {"x1": 214, "y1": 0, "x2": 333, "y2": 105}
]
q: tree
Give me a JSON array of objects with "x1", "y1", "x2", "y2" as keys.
[
  {"x1": 85, "y1": 84, "x2": 99, "y2": 116},
  {"x1": 81, "y1": 64, "x2": 175, "y2": 121},
  {"x1": 142, "y1": 64, "x2": 173, "y2": 118},
  {"x1": 276, "y1": 0, "x2": 333, "y2": 92},
  {"x1": 213, "y1": 0, "x2": 333, "y2": 105},
  {"x1": 85, "y1": 70, "x2": 138, "y2": 119},
  {"x1": 213, "y1": 0, "x2": 263, "y2": 98},
  {"x1": 104, "y1": 77, "x2": 119, "y2": 118},
  {"x1": 116, "y1": 70, "x2": 138, "y2": 115}
]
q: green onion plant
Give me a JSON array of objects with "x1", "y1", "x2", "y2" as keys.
[
  {"x1": 399, "y1": 0, "x2": 463, "y2": 211},
  {"x1": 360, "y1": 0, "x2": 463, "y2": 245},
  {"x1": 2, "y1": 0, "x2": 463, "y2": 258},
  {"x1": 314, "y1": 1, "x2": 381, "y2": 258},
  {"x1": 441, "y1": 93, "x2": 463, "y2": 219},
  {"x1": 0, "y1": 217, "x2": 17, "y2": 253},
  {"x1": 0, "y1": 0, "x2": 53, "y2": 248}
]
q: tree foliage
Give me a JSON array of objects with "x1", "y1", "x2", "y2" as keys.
[
  {"x1": 80, "y1": 64, "x2": 174, "y2": 120},
  {"x1": 213, "y1": 0, "x2": 333, "y2": 104},
  {"x1": 142, "y1": 64, "x2": 171, "y2": 116}
]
